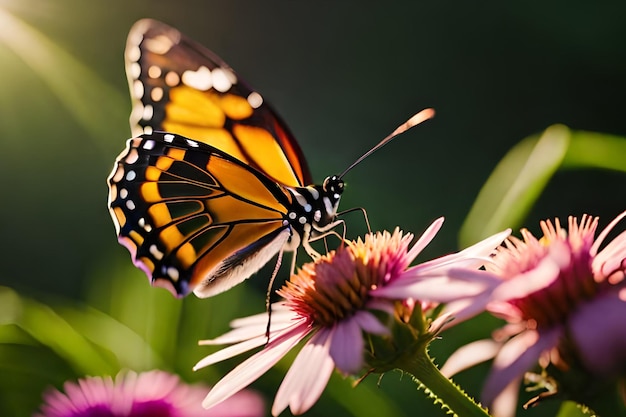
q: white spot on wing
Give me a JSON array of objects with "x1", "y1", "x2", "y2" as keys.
[
  {"x1": 129, "y1": 62, "x2": 141, "y2": 79},
  {"x1": 150, "y1": 244, "x2": 164, "y2": 260},
  {"x1": 133, "y1": 80, "x2": 144, "y2": 98},
  {"x1": 165, "y1": 71, "x2": 180, "y2": 86},
  {"x1": 148, "y1": 65, "x2": 162, "y2": 78},
  {"x1": 167, "y1": 266, "x2": 180, "y2": 281},
  {"x1": 143, "y1": 139, "x2": 156, "y2": 150},
  {"x1": 142, "y1": 104, "x2": 153, "y2": 121},
  {"x1": 126, "y1": 45, "x2": 141, "y2": 63},
  {"x1": 182, "y1": 66, "x2": 212, "y2": 91},
  {"x1": 144, "y1": 34, "x2": 175, "y2": 54},
  {"x1": 126, "y1": 170, "x2": 136, "y2": 181},
  {"x1": 247, "y1": 91, "x2": 263, "y2": 108},
  {"x1": 126, "y1": 200, "x2": 136, "y2": 210},
  {"x1": 151, "y1": 87, "x2": 164, "y2": 102},
  {"x1": 163, "y1": 134, "x2": 175, "y2": 142},
  {"x1": 212, "y1": 67, "x2": 234, "y2": 92}
]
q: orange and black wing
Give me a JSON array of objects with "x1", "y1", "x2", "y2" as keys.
[
  {"x1": 108, "y1": 131, "x2": 294, "y2": 298},
  {"x1": 125, "y1": 18, "x2": 311, "y2": 187}
]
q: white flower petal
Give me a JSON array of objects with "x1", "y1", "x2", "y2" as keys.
[
  {"x1": 229, "y1": 303, "x2": 293, "y2": 328},
  {"x1": 194, "y1": 335, "x2": 267, "y2": 370},
  {"x1": 201, "y1": 323, "x2": 309, "y2": 410},
  {"x1": 201, "y1": 311, "x2": 300, "y2": 345},
  {"x1": 195, "y1": 318, "x2": 308, "y2": 370},
  {"x1": 272, "y1": 330, "x2": 335, "y2": 416}
]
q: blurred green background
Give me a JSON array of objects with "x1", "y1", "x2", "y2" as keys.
[{"x1": 1, "y1": 1, "x2": 625, "y2": 416}]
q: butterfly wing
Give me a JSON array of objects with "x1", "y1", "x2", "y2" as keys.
[
  {"x1": 125, "y1": 18, "x2": 312, "y2": 187},
  {"x1": 108, "y1": 131, "x2": 294, "y2": 298}
]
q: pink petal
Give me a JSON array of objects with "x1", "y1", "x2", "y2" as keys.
[
  {"x1": 440, "y1": 339, "x2": 501, "y2": 377},
  {"x1": 489, "y1": 377, "x2": 522, "y2": 417},
  {"x1": 204, "y1": 388, "x2": 266, "y2": 417},
  {"x1": 353, "y1": 310, "x2": 390, "y2": 336},
  {"x1": 200, "y1": 310, "x2": 300, "y2": 345},
  {"x1": 194, "y1": 335, "x2": 268, "y2": 370},
  {"x1": 481, "y1": 327, "x2": 561, "y2": 406},
  {"x1": 272, "y1": 329, "x2": 335, "y2": 416},
  {"x1": 568, "y1": 289, "x2": 626, "y2": 375},
  {"x1": 593, "y1": 229, "x2": 626, "y2": 278},
  {"x1": 411, "y1": 229, "x2": 511, "y2": 274},
  {"x1": 491, "y1": 254, "x2": 561, "y2": 301},
  {"x1": 372, "y1": 271, "x2": 498, "y2": 301},
  {"x1": 201, "y1": 323, "x2": 309, "y2": 410},
  {"x1": 329, "y1": 318, "x2": 364, "y2": 374},
  {"x1": 441, "y1": 292, "x2": 494, "y2": 325},
  {"x1": 229, "y1": 304, "x2": 293, "y2": 328},
  {"x1": 405, "y1": 217, "x2": 445, "y2": 262},
  {"x1": 590, "y1": 210, "x2": 626, "y2": 256}
]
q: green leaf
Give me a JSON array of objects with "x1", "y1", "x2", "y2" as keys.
[{"x1": 459, "y1": 125, "x2": 570, "y2": 246}]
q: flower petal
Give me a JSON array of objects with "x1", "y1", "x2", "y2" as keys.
[
  {"x1": 329, "y1": 318, "x2": 365, "y2": 374},
  {"x1": 404, "y1": 217, "x2": 445, "y2": 262},
  {"x1": 201, "y1": 323, "x2": 309, "y2": 410},
  {"x1": 489, "y1": 377, "x2": 522, "y2": 417},
  {"x1": 491, "y1": 254, "x2": 561, "y2": 301},
  {"x1": 372, "y1": 270, "x2": 499, "y2": 302},
  {"x1": 590, "y1": 210, "x2": 626, "y2": 256},
  {"x1": 353, "y1": 309, "x2": 390, "y2": 336},
  {"x1": 411, "y1": 229, "x2": 511, "y2": 274},
  {"x1": 272, "y1": 329, "x2": 335, "y2": 416},
  {"x1": 440, "y1": 339, "x2": 501, "y2": 377},
  {"x1": 200, "y1": 309, "x2": 299, "y2": 345},
  {"x1": 569, "y1": 289, "x2": 626, "y2": 375},
  {"x1": 481, "y1": 327, "x2": 561, "y2": 406},
  {"x1": 195, "y1": 318, "x2": 307, "y2": 370},
  {"x1": 194, "y1": 334, "x2": 268, "y2": 370}
]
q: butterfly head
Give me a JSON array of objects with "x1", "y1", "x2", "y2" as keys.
[{"x1": 322, "y1": 175, "x2": 345, "y2": 196}]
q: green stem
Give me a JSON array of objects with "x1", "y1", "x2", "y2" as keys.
[{"x1": 400, "y1": 351, "x2": 492, "y2": 417}]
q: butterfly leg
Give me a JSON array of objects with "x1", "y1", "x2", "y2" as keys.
[
  {"x1": 304, "y1": 219, "x2": 347, "y2": 256},
  {"x1": 265, "y1": 248, "x2": 284, "y2": 342},
  {"x1": 337, "y1": 206, "x2": 371, "y2": 233}
]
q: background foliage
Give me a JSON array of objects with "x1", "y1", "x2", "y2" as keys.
[{"x1": 1, "y1": 1, "x2": 625, "y2": 416}]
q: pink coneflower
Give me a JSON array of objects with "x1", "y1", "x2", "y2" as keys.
[
  {"x1": 35, "y1": 370, "x2": 264, "y2": 417},
  {"x1": 194, "y1": 218, "x2": 510, "y2": 416},
  {"x1": 441, "y1": 211, "x2": 626, "y2": 417}
]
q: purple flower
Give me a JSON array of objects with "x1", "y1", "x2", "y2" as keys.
[
  {"x1": 35, "y1": 370, "x2": 264, "y2": 417},
  {"x1": 442, "y1": 211, "x2": 626, "y2": 416},
  {"x1": 194, "y1": 219, "x2": 509, "y2": 416}
]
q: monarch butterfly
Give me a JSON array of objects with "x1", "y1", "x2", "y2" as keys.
[{"x1": 108, "y1": 19, "x2": 433, "y2": 298}]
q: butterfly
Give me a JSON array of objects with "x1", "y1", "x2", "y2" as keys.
[{"x1": 108, "y1": 19, "x2": 434, "y2": 298}]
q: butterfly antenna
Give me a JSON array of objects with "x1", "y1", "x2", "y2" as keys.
[{"x1": 338, "y1": 108, "x2": 435, "y2": 179}]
